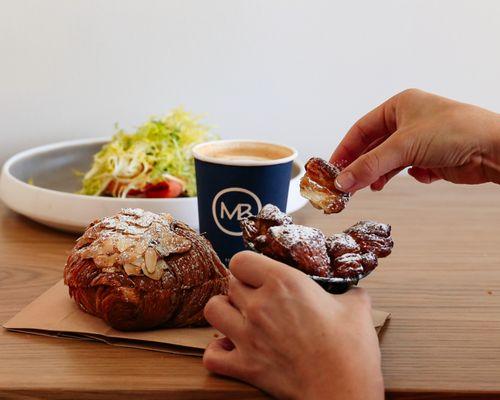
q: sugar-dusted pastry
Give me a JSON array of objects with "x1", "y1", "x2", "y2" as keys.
[
  {"x1": 64, "y1": 208, "x2": 229, "y2": 331},
  {"x1": 300, "y1": 157, "x2": 350, "y2": 214},
  {"x1": 241, "y1": 205, "x2": 393, "y2": 282},
  {"x1": 344, "y1": 221, "x2": 394, "y2": 257}
]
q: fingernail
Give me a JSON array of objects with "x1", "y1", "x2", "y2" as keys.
[{"x1": 335, "y1": 171, "x2": 355, "y2": 192}]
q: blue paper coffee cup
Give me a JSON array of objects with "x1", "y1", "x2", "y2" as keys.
[{"x1": 193, "y1": 140, "x2": 297, "y2": 265}]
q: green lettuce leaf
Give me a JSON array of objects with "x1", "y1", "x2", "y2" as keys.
[{"x1": 79, "y1": 107, "x2": 216, "y2": 197}]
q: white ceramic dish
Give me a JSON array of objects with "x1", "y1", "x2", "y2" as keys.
[{"x1": 0, "y1": 138, "x2": 308, "y2": 233}]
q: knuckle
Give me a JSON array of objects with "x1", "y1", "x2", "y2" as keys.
[
  {"x1": 246, "y1": 301, "x2": 261, "y2": 319},
  {"x1": 229, "y1": 251, "x2": 252, "y2": 269},
  {"x1": 359, "y1": 151, "x2": 381, "y2": 178},
  {"x1": 396, "y1": 88, "x2": 427, "y2": 111},
  {"x1": 273, "y1": 270, "x2": 303, "y2": 291},
  {"x1": 398, "y1": 87, "x2": 422, "y2": 99},
  {"x1": 354, "y1": 123, "x2": 372, "y2": 146},
  {"x1": 202, "y1": 348, "x2": 218, "y2": 371},
  {"x1": 203, "y1": 295, "x2": 222, "y2": 320},
  {"x1": 265, "y1": 270, "x2": 287, "y2": 287},
  {"x1": 246, "y1": 300, "x2": 266, "y2": 324},
  {"x1": 393, "y1": 131, "x2": 416, "y2": 163}
]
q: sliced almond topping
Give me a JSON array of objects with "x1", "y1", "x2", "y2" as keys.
[
  {"x1": 131, "y1": 256, "x2": 145, "y2": 267},
  {"x1": 100, "y1": 238, "x2": 115, "y2": 254},
  {"x1": 156, "y1": 259, "x2": 167, "y2": 270},
  {"x1": 133, "y1": 240, "x2": 148, "y2": 255},
  {"x1": 141, "y1": 264, "x2": 163, "y2": 280},
  {"x1": 94, "y1": 254, "x2": 117, "y2": 268},
  {"x1": 145, "y1": 247, "x2": 158, "y2": 273},
  {"x1": 116, "y1": 237, "x2": 132, "y2": 252},
  {"x1": 123, "y1": 263, "x2": 142, "y2": 276}
]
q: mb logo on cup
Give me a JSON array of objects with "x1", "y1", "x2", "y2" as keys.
[{"x1": 212, "y1": 187, "x2": 262, "y2": 236}]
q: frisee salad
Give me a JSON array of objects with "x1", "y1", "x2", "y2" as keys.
[{"x1": 79, "y1": 108, "x2": 216, "y2": 198}]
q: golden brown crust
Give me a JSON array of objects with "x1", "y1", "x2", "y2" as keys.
[
  {"x1": 300, "y1": 157, "x2": 350, "y2": 214},
  {"x1": 64, "y1": 209, "x2": 229, "y2": 331}
]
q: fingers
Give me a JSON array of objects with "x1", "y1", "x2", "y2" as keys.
[
  {"x1": 408, "y1": 167, "x2": 441, "y2": 184},
  {"x1": 204, "y1": 295, "x2": 245, "y2": 339},
  {"x1": 228, "y1": 277, "x2": 253, "y2": 312},
  {"x1": 229, "y1": 251, "x2": 298, "y2": 288},
  {"x1": 330, "y1": 95, "x2": 398, "y2": 166},
  {"x1": 334, "y1": 134, "x2": 406, "y2": 192},
  {"x1": 203, "y1": 338, "x2": 244, "y2": 378},
  {"x1": 370, "y1": 167, "x2": 405, "y2": 191}
]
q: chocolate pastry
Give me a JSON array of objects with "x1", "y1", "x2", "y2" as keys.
[
  {"x1": 241, "y1": 205, "x2": 393, "y2": 282},
  {"x1": 300, "y1": 157, "x2": 350, "y2": 214},
  {"x1": 344, "y1": 221, "x2": 393, "y2": 257},
  {"x1": 64, "y1": 208, "x2": 230, "y2": 331}
]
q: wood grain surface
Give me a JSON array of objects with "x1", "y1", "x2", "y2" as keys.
[{"x1": 1, "y1": 176, "x2": 500, "y2": 399}]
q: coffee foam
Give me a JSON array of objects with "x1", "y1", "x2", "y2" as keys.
[{"x1": 195, "y1": 142, "x2": 293, "y2": 162}]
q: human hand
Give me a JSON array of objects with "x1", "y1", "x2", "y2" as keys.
[
  {"x1": 331, "y1": 89, "x2": 500, "y2": 192},
  {"x1": 203, "y1": 251, "x2": 384, "y2": 400}
]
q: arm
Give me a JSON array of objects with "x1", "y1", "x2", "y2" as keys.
[
  {"x1": 203, "y1": 251, "x2": 384, "y2": 400},
  {"x1": 330, "y1": 89, "x2": 500, "y2": 192}
]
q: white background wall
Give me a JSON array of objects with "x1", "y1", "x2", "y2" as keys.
[{"x1": 1, "y1": 0, "x2": 500, "y2": 165}]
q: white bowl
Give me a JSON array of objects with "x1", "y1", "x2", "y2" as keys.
[{"x1": 0, "y1": 138, "x2": 308, "y2": 233}]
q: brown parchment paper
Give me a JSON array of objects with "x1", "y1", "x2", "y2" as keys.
[{"x1": 3, "y1": 280, "x2": 390, "y2": 356}]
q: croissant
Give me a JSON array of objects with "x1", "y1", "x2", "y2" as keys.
[
  {"x1": 241, "y1": 204, "x2": 393, "y2": 279},
  {"x1": 64, "y1": 208, "x2": 230, "y2": 331}
]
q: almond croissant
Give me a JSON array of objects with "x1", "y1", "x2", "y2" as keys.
[{"x1": 64, "y1": 208, "x2": 229, "y2": 331}]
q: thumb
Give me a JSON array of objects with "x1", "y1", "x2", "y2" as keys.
[{"x1": 335, "y1": 134, "x2": 406, "y2": 192}]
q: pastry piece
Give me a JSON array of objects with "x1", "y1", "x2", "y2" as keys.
[
  {"x1": 331, "y1": 252, "x2": 378, "y2": 279},
  {"x1": 344, "y1": 221, "x2": 393, "y2": 257},
  {"x1": 254, "y1": 224, "x2": 331, "y2": 277},
  {"x1": 241, "y1": 205, "x2": 394, "y2": 282},
  {"x1": 326, "y1": 233, "x2": 361, "y2": 258},
  {"x1": 64, "y1": 208, "x2": 230, "y2": 331},
  {"x1": 300, "y1": 157, "x2": 350, "y2": 214},
  {"x1": 240, "y1": 204, "x2": 292, "y2": 245}
]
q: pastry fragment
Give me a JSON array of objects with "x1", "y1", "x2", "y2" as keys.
[
  {"x1": 241, "y1": 205, "x2": 393, "y2": 282},
  {"x1": 240, "y1": 204, "x2": 292, "y2": 244},
  {"x1": 253, "y1": 224, "x2": 331, "y2": 277},
  {"x1": 326, "y1": 233, "x2": 361, "y2": 258},
  {"x1": 300, "y1": 157, "x2": 350, "y2": 214},
  {"x1": 344, "y1": 221, "x2": 393, "y2": 257},
  {"x1": 333, "y1": 252, "x2": 378, "y2": 279},
  {"x1": 64, "y1": 208, "x2": 230, "y2": 331}
]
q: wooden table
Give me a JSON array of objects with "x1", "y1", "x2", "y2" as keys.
[{"x1": 1, "y1": 177, "x2": 500, "y2": 399}]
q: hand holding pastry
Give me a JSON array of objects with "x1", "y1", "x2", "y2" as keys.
[
  {"x1": 300, "y1": 157, "x2": 350, "y2": 214},
  {"x1": 203, "y1": 251, "x2": 384, "y2": 400},
  {"x1": 330, "y1": 88, "x2": 500, "y2": 192}
]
